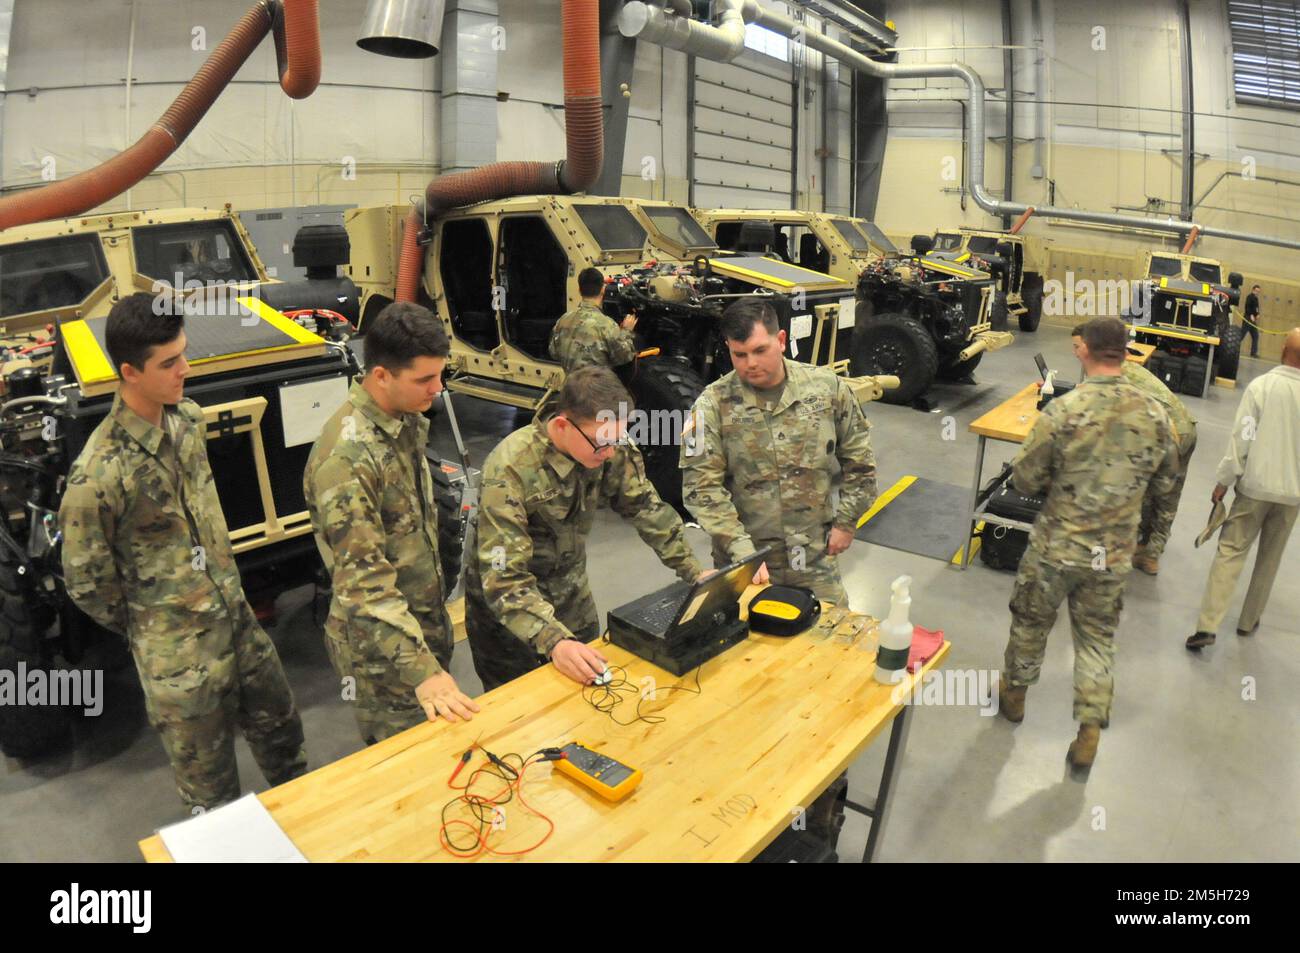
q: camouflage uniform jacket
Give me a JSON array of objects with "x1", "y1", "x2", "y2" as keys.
[
  {"x1": 467, "y1": 419, "x2": 703, "y2": 657},
  {"x1": 1012, "y1": 374, "x2": 1180, "y2": 572},
  {"x1": 549, "y1": 301, "x2": 637, "y2": 372},
  {"x1": 680, "y1": 359, "x2": 878, "y2": 564},
  {"x1": 1121, "y1": 362, "x2": 1197, "y2": 451},
  {"x1": 304, "y1": 381, "x2": 451, "y2": 690},
  {"x1": 60, "y1": 396, "x2": 251, "y2": 713}
]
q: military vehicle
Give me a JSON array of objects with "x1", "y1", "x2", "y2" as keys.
[
  {"x1": 929, "y1": 227, "x2": 1045, "y2": 332},
  {"x1": 0, "y1": 207, "x2": 464, "y2": 759},
  {"x1": 692, "y1": 210, "x2": 1013, "y2": 405},
  {"x1": 1130, "y1": 250, "x2": 1244, "y2": 390},
  {"x1": 344, "y1": 195, "x2": 894, "y2": 512}
]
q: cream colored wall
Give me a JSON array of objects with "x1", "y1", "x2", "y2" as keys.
[{"x1": 876, "y1": 0, "x2": 1300, "y2": 360}]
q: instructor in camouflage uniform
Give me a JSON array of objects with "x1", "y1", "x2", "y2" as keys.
[
  {"x1": 60, "y1": 293, "x2": 306, "y2": 809},
  {"x1": 1071, "y1": 324, "x2": 1197, "y2": 575},
  {"x1": 465, "y1": 366, "x2": 707, "y2": 690},
  {"x1": 304, "y1": 302, "x2": 479, "y2": 744},
  {"x1": 679, "y1": 298, "x2": 877, "y2": 606},
  {"x1": 549, "y1": 267, "x2": 638, "y2": 373},
  {"x1": 1001, "y1": 317, "x2": 1179, "y2": 768}
]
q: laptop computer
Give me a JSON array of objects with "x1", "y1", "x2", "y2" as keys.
[
  {"x1": 607, "y1": 548, "x2": 770, "y2": 674},
  {"x1": 609, "y1": 547, "x2": 770, "y2": 643}
]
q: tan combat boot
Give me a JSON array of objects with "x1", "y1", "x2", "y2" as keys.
[
  {"x1": 1067, "y1": 722, "x2": 1101, "y2": 768},
  {"x1": 999, "y1": 682, "x2": 1026, "y2": 723},
  {"x1": 1132, "y1": 553, "x2": 1159, "y2": 575}
]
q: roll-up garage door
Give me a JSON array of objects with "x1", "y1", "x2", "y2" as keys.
[{"x1": 690, "y1": 52, "x2": 794, "y2": 209}]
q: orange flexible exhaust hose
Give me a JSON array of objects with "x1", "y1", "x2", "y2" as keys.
[
  {"x1": 395, "y1": 0, "x2": 603, "y2": 303},
  {"x1": 0, "y1": 0, "x2": 321, "y2": 231}
]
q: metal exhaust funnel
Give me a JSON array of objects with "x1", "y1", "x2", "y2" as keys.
[{"x1": 358, "y1": 0, "x2": 445, "y2": 58}]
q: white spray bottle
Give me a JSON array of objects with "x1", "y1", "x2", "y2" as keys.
[{"x1": 874, "y1": 575, "x2": 914, "y2": 685}]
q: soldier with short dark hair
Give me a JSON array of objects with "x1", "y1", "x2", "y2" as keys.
[
  {"x1": 549, "y1": 266, "x2": 639, "y2": 373},
  {"x1": 304, "y1": 301, "x2": 479, "y2": 744},
  {"x1": 1000, "y1": 317, "x2": 1180, "y2": 768},
  {"x1": 60, "y1": 292, "x2": 307, "y2": 809},
  {"x1": 1070, "y1": 324, "x2": 1197, "y2": 575},
  {"x1": 680, "y1": 298, "x2": 878, "y2": 605},
  {"x1": 465, "y1": 366, "x2": 707, "y2": 690}
]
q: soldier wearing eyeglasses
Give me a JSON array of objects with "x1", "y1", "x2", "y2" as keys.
[{"x1": 464, "y1": 367, "x2": 709, "y2": 690}]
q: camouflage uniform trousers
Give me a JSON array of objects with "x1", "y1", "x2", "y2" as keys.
[
  {"x1": 135, "y1": 600, "x2": 307, "y2": 810},
  {"x1": 324, "y1": 624, "x2": 453, "y2": 746},
  {"x1": 712, "y1": 536, "x2": 848, "y2": 606},
  {"x1": 464, "y1": 581, "x2": 600, "y2": 693},
  {"x1": 1138, "y1": 432, "x2": 1197, "y2": 561},
  {"x1": 1003, "y1": 551, "x2": 1127, "y2": 725}
]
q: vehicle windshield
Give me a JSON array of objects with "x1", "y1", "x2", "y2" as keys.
[
  {"x1": 572, "y1": 204, "x2": 647, "y2": 252},
  {"x1": 1148, "y1": 256, "x2": 1183, "y2": 278},
  {"x1": 933, "y1": 232, "x2": 963, "y2": 251},
  {"x1": 643, "y1": 206, "x2": 717, "y2": 250},
  {"x1": 828, "y1": 218, "x2": 870, "y2": 252},
  {"x1": 134, "y1": 220, "x2": 258, "y2": 286},
  {"x1": 967, "y1": 236, "x2": 1000, "y2": 254},
  {"x1": 1189, "y1": 261, "x2": 1222, "y2": 284},
  {"x1": 0, "y1": 234, "x2": 109, "y2": 318},
  {"x1": 855, "y1": 221, "x2": 897, "y2": 254}
]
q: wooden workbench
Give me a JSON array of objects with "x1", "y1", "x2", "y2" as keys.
[
  {"x1": 139, "y1": 595, "x2": 949, "y2": 864},
  {"x1": 1125, "y1": 342, "x2": 1157, "y2": 366},
  {"x1": 961, "y1": 382, "x2": 1042, "y2": 570}
]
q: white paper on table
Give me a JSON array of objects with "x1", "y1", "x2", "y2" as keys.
[{"x1": 157, "y1": 793, "x2": 308, "y2": 863}]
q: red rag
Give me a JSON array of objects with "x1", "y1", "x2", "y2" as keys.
[{"x1": 907, "y1": 624, "x2": 944, "y2": 673}]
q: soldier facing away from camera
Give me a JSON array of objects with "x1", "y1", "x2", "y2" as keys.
[
  {"x1": 304, "y1": 302, "x2": 479, "y2": 744},
  {"x1": 61, "y1": 292, "x2": 306, "y2": 809},
  {"x1": 1070, "y1": 324, "x2": 1197, "y2": 575},
  {"x1": 1001, "y1": 317, "x2": 1179, "y2": 768},
  {"x1": 549, "y1": 266, "x2": 639, "y2": 373},
  {"x1": 679, "y1": 298, "x2": 877, "y2": 606},
  {"x1": 465, "y1": 366, "x2": 708, "y2": 691}
]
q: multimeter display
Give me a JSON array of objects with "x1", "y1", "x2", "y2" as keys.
[{"x1": 561, "y1": 743, "x2": 635, "y2": 788}]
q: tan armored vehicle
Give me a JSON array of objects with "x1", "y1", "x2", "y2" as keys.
[
  {"x1": 929, "y1": 227, "x2": 1045, "y2": 332},
  {"x1": 345, "y1": 194, "x2": 893, "y2": 507}
]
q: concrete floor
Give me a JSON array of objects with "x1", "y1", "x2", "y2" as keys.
[{"x1": 3, "y1": 322, "x2": 1297, "y2": 862}]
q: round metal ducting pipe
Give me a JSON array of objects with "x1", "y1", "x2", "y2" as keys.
[{"x1": 358, "y1": 0, "x2": 447, "y2": 59}]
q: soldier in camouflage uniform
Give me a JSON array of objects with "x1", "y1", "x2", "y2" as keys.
[
  {"x1": 679, "y1": 299, "x2": 878, "y2": 606},
  {"x1": 549, "y1": 267, "x2": 639, "y2": 373},
  {"x1": 60, "y1": 293, "x2": 305, "y2": 810},
  {"x1": 465, "y1": 366, "x2": 706, "y2": 690},
  {"x1": 1002, "y1": 318, "x2": 1180, "y2": 768},
  {"x1": 304, "y1": 302, "x2": 479, "y2": 744},
  {"x1": 1071, "y1": 325, "x2": 1197, "y2": 574}
]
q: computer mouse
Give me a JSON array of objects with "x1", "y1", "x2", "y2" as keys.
[{"x1": 593, "y1": 667, "x2": 612, "y2": 686}]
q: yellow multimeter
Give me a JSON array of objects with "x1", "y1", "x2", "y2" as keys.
[{"x1": 554, "y1": 742, "x2": 643, "y2": 802}]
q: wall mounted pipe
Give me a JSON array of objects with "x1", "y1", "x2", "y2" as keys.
[
  {"x1": 0, "y1": 0, "x2": 321, "y2": 231},
  {"x1": 621, "y1": 0, "x2": 1300, "y2": 252}
]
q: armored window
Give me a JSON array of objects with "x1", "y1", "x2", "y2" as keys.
[
  {"x1": 1189, "y1": 261, "x2": 1223, "y2": 284},
  {"x1": 854, "y1": 221, "x2": 897, "y2": 254},
  {"x1": 133, "y1": 220, "x2": 258, "y2": 286},
  {"x1": 0, "y1": 234, "x2": 109, "y2": 318},
  {"x1": 643, "y1": 207, "x2": 717, "y2": 250},
  {"x1": 573, "y1": 205, "x2": 647, "y2": 253},
  {"x1": 1149, "y1": 256, "x2": 1183, "y2": 278},
  {"x1": 830, "y1": 218, "x2": 871, "y2": 251}
]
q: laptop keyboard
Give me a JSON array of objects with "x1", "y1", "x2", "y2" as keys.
[{"x1": 642, "y1": 594, "x2": 687, "y2": 633}]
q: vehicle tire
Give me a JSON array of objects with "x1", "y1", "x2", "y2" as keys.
[
  {"x1": 1019, "y1": 274, "x2": 1044, "y2": 331},
  {"x1": 850, "y1": 312, "x2": 939, "y2": 405},
  {"x1": 430, "y1": 465, "x2": 464, "y2": 589},
  {"x1": 0, "y1": 560, "x2": 69, "y2": 759},
  {"x1": 938, "y1": 351, "x2": 983, "y2": 381},
  {"x1": 990, "y1": 292, "x2": 1009, "y2": 331},
  {"x1": 1182, "y1": 355, "x2": 1208, "y2": 397},
  {"x1": 1215, "y1": 325, "x2": 1243, "y2": 381},
  {"x1": 626, "y1": 359, "x2": 706, "y2": 519}
]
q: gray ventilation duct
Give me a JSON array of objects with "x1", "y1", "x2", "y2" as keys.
[
  {"x1": 359, "y1": 0, "x2": 447, "y2": 58},
  {"x1": 620, "y1": 0, "x2": 1300, "y2": 252}
]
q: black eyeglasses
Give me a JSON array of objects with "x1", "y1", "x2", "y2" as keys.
[{"x1": 564, "y1": 417, "x2": 627, "y2": 452}]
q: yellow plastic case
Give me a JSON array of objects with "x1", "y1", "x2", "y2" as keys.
[{"x1": 555, "y1": 742, "x2": 643, "y2": 802}]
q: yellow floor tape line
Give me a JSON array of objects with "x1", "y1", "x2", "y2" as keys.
[
  {"x1": 953, "y1": 521, "x2": 984, "y2": 566},
  {"x1": 856, "y1": 475, "x2": 917, "y2": 528}
]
